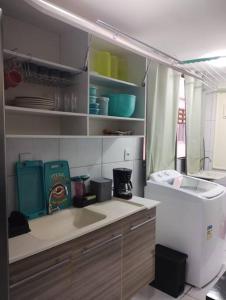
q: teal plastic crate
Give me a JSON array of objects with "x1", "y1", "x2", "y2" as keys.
[
  {"x1": 44, "y1": 161, "x2": 72, "y2": 213},
  {"x1": 16, "y1": 160, "x2": 46, "y2": 219}
]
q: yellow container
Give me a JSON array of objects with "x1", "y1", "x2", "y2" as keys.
[
  {"x1": 111, "y1": 55, "x2": 119, "y2": 78},
  {"x1": 94, "y1": 51, "x2": 111, "y2": 77},
  {"x1": 118, "y1": 58, "x2": 128, "y2": 81}
]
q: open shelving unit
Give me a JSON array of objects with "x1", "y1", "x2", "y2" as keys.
[{"x1": 3, "y1": 10, "x2": 146, "y2": 138}]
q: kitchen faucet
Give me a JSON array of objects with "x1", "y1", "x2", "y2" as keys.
[{"x1": 200, "y1": 156, "x2": 212, "y2": 171}]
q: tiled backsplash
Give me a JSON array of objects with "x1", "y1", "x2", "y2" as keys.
[{"x1": 6, "y1": 137, "x2": 144, "y2": 215}]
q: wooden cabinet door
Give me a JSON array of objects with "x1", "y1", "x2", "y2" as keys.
[
  {"x1": 9, "y1": 243, "x2": 72, "y2": 300},
  {"x1": 122, "y1": 209, "x2": 156, "y2": 300},
  {"x1": 10, "y1": 258, "x2": 71, "y2": 300},
  {"x1": 71, "y1": 228, "x2": 122, "y2": 300}
]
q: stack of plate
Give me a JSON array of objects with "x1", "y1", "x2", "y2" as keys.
[
  {"x1": 89, "y1": 102, "x2": 100, "y2": 115},
  {"x1": 14, "y1": 97, "x2": 55, "y2": 110}
]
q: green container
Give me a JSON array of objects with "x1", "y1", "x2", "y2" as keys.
[
  {"x1": 89, "y1": 86, "x2": 97, "y2": 96},
  {"x1": 89, "y1": 96, "x2": 97, "y2": 104},
  {"x1": 111, "y1": 55, "x2": 119, "y2": 78},
  {"x1": 94, "y1": 51, "x2": 111, "y2": 77},
  {"x1": 108, "y1": 94, "x2": 136, "y2": 117}
]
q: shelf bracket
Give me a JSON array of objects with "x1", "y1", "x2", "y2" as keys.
[
  {"x1": 141, "y1": 59, "x2": 151, "y2": 87},
  {"x1": 83, "y1": 35, "x2": 93, "y2": 72}
]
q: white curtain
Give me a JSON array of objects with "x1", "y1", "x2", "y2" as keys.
[
  {"x1": 146, "y1": 61, "x2": 181, "y2": 178},
  {"x1": 185, "y1": 76, "x2": 203, "y2": 174}
]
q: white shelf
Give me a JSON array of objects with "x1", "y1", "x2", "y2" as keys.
[
  {"x1": 5, "y1": 106, "x2": 87, "y2": 117},
  {"x1": 6, "y1": 135, "x2": 89, "y2": 139},
  {"x1": 89, "y1": 72, "x2": 140, "y2": 88},
  {"x1": 89, "y1": 135, "x2": 145, "y2": 138},
  {"x1": 5, "y1": 106, "x2": 144, "y2": 121},
  {"x1": 6, "y1": 134, "x2": 144, "y2": 139},
  {"x1": 3, "y1": 49, "x2": 82, "y2": 75},
  {"x1": 89, "y1": 114, "x2": 144, "y2": 122}
]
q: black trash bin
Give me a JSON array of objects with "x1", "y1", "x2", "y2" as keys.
[{"x1": 151, "y1": 244, "x2": 188, "y2": 298}]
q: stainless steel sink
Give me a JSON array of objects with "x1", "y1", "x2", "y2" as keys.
[{"x1": 29, "y1": 208, "x2": 106, "y2": 240}]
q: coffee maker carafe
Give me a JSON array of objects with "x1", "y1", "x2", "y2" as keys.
[{"x1": 113, "y1": 168, "x2": 133, "y2": 199}]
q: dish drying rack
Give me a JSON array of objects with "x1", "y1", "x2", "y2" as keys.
[
  {"x1": 3, "y1": 49, "x2": 82, "y2": 87},
  {"x1": 20, "y1": 62, "x2": 76, "y2": 87}
]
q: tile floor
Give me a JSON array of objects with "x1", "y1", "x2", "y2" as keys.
[{"x1": 132, "y1": 242, "x2": 226, "y2": 300}]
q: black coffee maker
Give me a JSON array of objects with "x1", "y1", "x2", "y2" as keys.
[{"x1": 113, "y1": 168, "x2": 133, "y2": 199}]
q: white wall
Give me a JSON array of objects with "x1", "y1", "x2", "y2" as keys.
[
  {"x1": 202, "y1": 89, "x2": 226, "y2": 186},
  {"x1": 6, "y1": 137, "x2": 144, "y2": 216}
]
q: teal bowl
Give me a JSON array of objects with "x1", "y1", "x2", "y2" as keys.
[{"x1": 108, "y1": 94, "x2": 136, "y2": 117}]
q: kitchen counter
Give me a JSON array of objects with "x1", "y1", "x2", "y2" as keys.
[{"x1": 9, "y1": 196, "x2": 159, "y2": 263}]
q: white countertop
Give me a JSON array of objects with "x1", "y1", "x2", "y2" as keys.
[{"x1": 9, "y1": 196, "x2": 159, "y2": 264}]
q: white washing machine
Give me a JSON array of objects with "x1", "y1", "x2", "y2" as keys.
[{"x1": 145, "y1": 170, "x2": 226, "y2": 288}]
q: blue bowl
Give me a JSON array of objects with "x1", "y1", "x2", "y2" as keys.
[
  {"x1": 108, "y1": 94, "x2": 136, "y2": 117},
  {"x1": 89, "y1": 109, "x2": 100, "y2": 115},
  {"x1": 89, "y1": 96, "x2": 97, "y2": 104},
  {"x1": 89, "y1": 103, "x2": 99, "y2": 108}
]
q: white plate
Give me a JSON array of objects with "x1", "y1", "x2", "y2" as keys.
[
  {"x1": 15, "y1": 96, "x2": 54, "y2": 101},
  {"x1": 15, "y1": 99, "x2": 54, "y2": 103},
  {"x1": 16, "y1": 104, "x2": 55, "y2": 110},
  {"x1": 15, "y1": 101, "x2": 54, "y2": 106},
  {"x1": 16, "y1": 106, "x2": 55, "y2": 110}
]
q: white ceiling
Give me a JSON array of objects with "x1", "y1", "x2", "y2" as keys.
[{"x1": 49, "y1": 0, "x2": 226, "y2": 61}]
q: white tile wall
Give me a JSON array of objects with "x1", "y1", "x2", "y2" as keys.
[
  {"x1": 32, "y1": 138, "x2": 59, "y2": 162},
  {"x1": 102, "y1": 161, "x2": 134, "y2": 181},
  {"x1": 59, "y1": 138, "x2": 102, "y2": 167},
  {"x1": 6, "y1": 137, "x2": 144, "y2": 216},
  {"x1": 102, "y1": 137, "x2": 143, "y2": 163},
  {"x1": 6, "y1": 138, "x2": 33, "y2": 176}
]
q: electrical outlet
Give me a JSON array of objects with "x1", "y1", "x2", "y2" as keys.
[
  {"x1": 124, "y1": 148, "x2": 131, "y2": 161},
  {"x1": 19, "y1": 153, "x2": 33, "y2": 162}
]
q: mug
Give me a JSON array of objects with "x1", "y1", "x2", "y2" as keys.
[{"x1": 4, "y1": 68, "x2": 22, "y2": 89}]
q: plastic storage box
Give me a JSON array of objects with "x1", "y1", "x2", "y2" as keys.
[
  {"x1": 90, "y1": 178, "x2": 112, "y2": 202},
  {"x1": 152, "y1": 244, "x2": 188, "y2": 298}
]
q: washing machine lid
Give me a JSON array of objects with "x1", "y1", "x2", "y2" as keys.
[
  {"x1": 149, "y1": 170, "x2": 181, "y2": 184},
  {"x1": 198, "y1": 186, "x2": 225, "y2": 199},
  {"x1": 148, "y1": 170, "x2": 226, "y2": 199}
]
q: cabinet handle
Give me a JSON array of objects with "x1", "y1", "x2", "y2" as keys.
[
  {"x1": 10, "y1": 258, "x2": 70, "y2": 289},
  {"x1": 82, "y1": 234, "x2": 122, "y2": 255},
  {"x1": 130, "y1": 217, "x2": 155, "y2": 231}
]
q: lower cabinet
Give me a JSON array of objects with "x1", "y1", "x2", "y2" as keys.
[
  {"x1": 9, "y1": 243, "x2": 72, "y2": 300},
  {"x1": 71, "y1": 234, "x2": 122, "y2": 299},
  {"x1": 122, "y1": 209, "x2": 156, "y2": 299},
  {"x1": 9, "y1": 208, "x2": 156, "y2": 300}
]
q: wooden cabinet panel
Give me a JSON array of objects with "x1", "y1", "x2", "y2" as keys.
[
  {"x1": 9, "y1": 243, "x2": 72, "y2": 300},
  {"x1": 10, "y1": 257, "x2": 71, "y2": 300},
  {"x1": 70, "y1": 221, "x2": 123, "y2": 258},
  {"x1": 122, "y1": 209, "x2": 156, "y2": 300},
  {"x1": 9, "y1": 242, "x2": 71, "y2": 285},
  {"x1": 71, "y1": 227, "x2": 122, "y2": 300}
]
